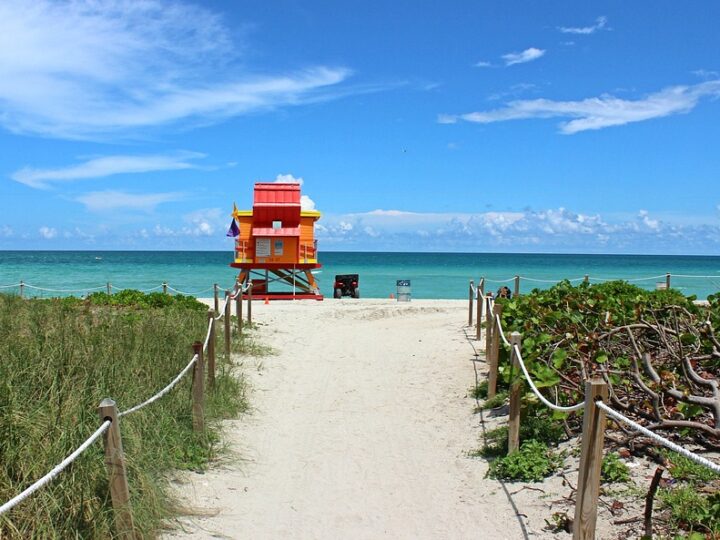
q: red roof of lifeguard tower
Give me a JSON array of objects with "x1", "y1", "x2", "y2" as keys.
[{"x1": 251, "y1": 183, "x2": 301, "y2": 236}]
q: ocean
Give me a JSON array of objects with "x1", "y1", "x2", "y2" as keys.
[{"x1": 1, "y1": 251, "x2": 720, "y2": 300}]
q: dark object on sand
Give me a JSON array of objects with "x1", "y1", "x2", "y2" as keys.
[{"x1": 334, "y1": 274, "x2": 360, "y2": 299}]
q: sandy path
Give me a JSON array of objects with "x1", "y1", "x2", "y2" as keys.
[{"x1": 167, "y1": 299, "x2": 534, "y2": 539}]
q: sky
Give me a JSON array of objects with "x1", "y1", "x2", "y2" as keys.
[{"x1": 1, "y1": 1, "x2": 720, "y2": 254}]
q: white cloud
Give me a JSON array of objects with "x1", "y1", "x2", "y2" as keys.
[
  {"x1": 300, "y1": 195, "x2": 316, "y2": 211},
  {"x1": 693, "y1": 69, "x2": 720, "y2": 80},
  {"x1": 1, "y1": 225, "x2": 13, "y2": 237},
  {"x1": 440, "y1": 80, "x2": 720, "y2": 133},
  {"x1": 0, "y1": 1, "x2": 351, "y2": 139},
  {"x1": 75, "y1": 190, "x2": 185, "y2": 212},
  {"x1": 559, "y1": 16, "x2": 608, "y2": 35},
  {"x1": 437, "y1": 114, "x2": 458, "y2": 124},
  {"x1": 272, "y1": 173, "x2": 304, "y2": 185},
  {"x1": 475, "y1": 61, "x2": 492, "y2": 68},
  {"x1": 638, "y1": 210, "x2": 660, "y2": 231},
  {"x1": 38, "y1": 226, "x2": 57, "y2": 239},
  {"x1": 502, "y1": 48, "x2": 545, "y2": 66},
  {"x1": 270, "y1": 173, "x2": 317, "y2": 210},
  {"x1": 12, "y1": 152, "x2": 204, "y2": 189},
  {"x1": 311, "y1": 206, "x2": 720, "y2": 253},
  {"x1": 183, "y1": 207, "x2": 222, "y2": 236}
]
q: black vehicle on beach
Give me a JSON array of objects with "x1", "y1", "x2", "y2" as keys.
[{"x1": 333, "y1": 274, "x2": 360, "y2": 298}]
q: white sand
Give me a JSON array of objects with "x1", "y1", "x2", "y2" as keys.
[{"x1": 165, "y1": 299, "x2": 587, "y2": 539}]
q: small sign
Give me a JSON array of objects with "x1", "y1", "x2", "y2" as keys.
[
  {"x1": 256, "y1": 238, "x2": 271, "y2": 258},
  {"x1": 397, "y1": 280, "x2": 411, "y2": 286}
]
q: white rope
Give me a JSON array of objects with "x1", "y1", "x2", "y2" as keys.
[
  {"x1": 495, "y1": 314, "x2": 512, "y2": 347},
  {"x1": 203, "y1": 318, "x2": 214, "y2": 352},
  {"x1": 491, "y1": 313, "x2": 584, "y2": 412},
  {"x1": 129, "y1": 285, "x2": 163, "y2": 292},
  {"x1": 214, "y1": 296, "x2": 230, "y2": 320},
  {"x1": 512, "y1": 344, "x2": 585, "y2": 412},
  {"x1": 22, "y1": 284, "x2": 107, "y2": 293},
  {"x1": 596, "y1": 401, "x2": 720, "y2": 474},
  {"x1": 230, "y1": 283, "x2": 250, "y2": 298},
  {"x1": 119, "y1": 354, "x2": 198, "y2": 417},
  {"x1": 166, "y1": 285, "x2": 214, "y2": 296},
  {"x1": 670, "y1": 274, "x2": 720, "y2": 279},
  {"x1": 0, "y1": 420, "x2": 111, "y2": 517},
  {"x1": 470, "y1": 283, "x2": 477, "y2": 296},
  {"x1": 0, "y1": 283, "x2": 21, "y2": 289},
  {"x1": 484, "y1": 277, "x2": 516, "y2": 284},
  {"x1": 518, "y1": 276, "x2": 560, "y2": 283},
  {"x1": 112, "y1": 285, "x2": 165, "y2": 293},
  {"x1": 625, "y1": 275, "x2": 667, "y2": 282}
]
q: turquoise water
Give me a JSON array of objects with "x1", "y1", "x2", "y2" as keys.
[{"x1": 2, "y1": 251, "x2": 720, "y2": 300}]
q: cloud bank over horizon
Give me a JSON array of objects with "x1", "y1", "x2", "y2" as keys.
[{"x1": 7, "y1": 206, "x2": 720, "y2": 255}]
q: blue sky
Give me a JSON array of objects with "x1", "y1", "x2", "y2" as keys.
[{"x1": 1, "y1": 1, "x2": 719, "y2": 254}]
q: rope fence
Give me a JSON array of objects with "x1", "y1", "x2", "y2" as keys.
[
  {"x1": 0, "y1": 281, "x2": 235, "y2": 298},
  {"x1": 467, "y1": 283, "x2": 720, "y2": 540},
  {"x1": 0, "y1": 277, "x2": 258, "y2": 536},
  {"x1": 0, "y1": 421, "x2": 111, "y2": 517},
  {"x1": 470, "y1": 272, "x2": 720, "y2": 296}
]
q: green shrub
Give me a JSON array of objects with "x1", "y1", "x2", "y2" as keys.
[
  {"x1": 470, "y1": 380, "x2": 488, "y2": 400},
  {"x1": 482, "y1": 391, "x2": 508, "y2": 410},
  {"x1": 661, "y1": 487, "x2": 720, "y2": 534},
  {"x1": 664, "y1": 451, "x2": 720, "y2": 483},
  {"x1": 601, "y1": 452, "x2": 630, "y2": 483},
  {"x1": 488, "y1": 440, "x2": 563, "y2": 482}
]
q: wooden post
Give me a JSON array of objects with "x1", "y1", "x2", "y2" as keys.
[
  {"x1": 107, "y1": 282, "x2": 112, "y2": 295},
  {"x1": 224, "y1": 289, "x2": 231, "y2": 363},
  {"x1": 247, "y1": 284, "x2": 253, "y2": 325},
  {"x1": 514, "y1": 275, "x2": 520, "y2": 297},
  {"x1": 206, "y1": 310, "x2": 215, "y2": 389},
  {"x1": 162, "y1": 282, "x2": 168, "y2": 295},
  {"x1": 468, "y1": 280, "x2": 474, "y2": 326},
  {"x1": 584, "y1": 274, "x2": 589, "y2": 284},
  {"x1": 488, "y1": 303, "x2": 503, "y2": 399},
  {"x1": 573, "y1": 379, "x2": 609, "y2": 540},
  {"x1": 213, "y1": 283, "x2": 219, "y2": 313},
  {"x1": 666, "y1": 273, "x2": 671, "y2": 290},
  {"x1": 191, "y1": 341, "x2": 205, "y2": 432},
  {"x1": 507, "y1": 331, "x2": 522, "y2": 453},
  {"x1": 19, "y1": 280, "x2": 24, "y2": 298},
  {"x1": 98, "y1": 398, "x2": 136, "y2": 539},
  {"x1": 475, "y1": 281, "x2": 483, "y2": 341},
  {"x1": 484, "y1": 294, "x2": 493, "y2": 372},
  {"x1": 236, "y1": 288, "x2": 242, "y2": 337}
]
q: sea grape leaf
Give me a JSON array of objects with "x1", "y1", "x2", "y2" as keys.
[{"x1": 552, "y1": 349, "x2": 568, "y2": 369}]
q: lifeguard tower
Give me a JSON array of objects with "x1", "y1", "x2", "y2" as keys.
[{"x1": 230, "y1": 182, "x2": 322, "y2": 300}]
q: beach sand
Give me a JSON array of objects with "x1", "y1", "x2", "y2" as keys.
[{"x1": 164, "y1": 299, "x2": 618, "y2": 540}]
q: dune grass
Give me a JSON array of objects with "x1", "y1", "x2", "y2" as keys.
[{"x1": 0, "y1": 292, "x2": 250, "y2": 538}]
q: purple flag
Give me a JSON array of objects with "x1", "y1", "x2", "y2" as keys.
[{"x1": 226, "y1": 219, "x2": 240, "y2": 237}]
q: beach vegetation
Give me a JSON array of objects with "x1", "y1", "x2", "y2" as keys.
[
  {"x1": 488, "y1": 440, "x2": 563, "y2": 482},
  {"x1": 0, "y1": 291, "x2": 253, "y2": 538},
  {"x1": 490, "y1": 280, "x2": 719, "y2": 535},
  {"x1": 664, "y1": 450, "x2": 720, "y2": 483},
  {"x1": 481, "y1": 391, "x2": 508, "y2": 410},
  {"x1": 601, "y1": 452, "x2": 631, "y2": 483},
  {"x1": 469, "y1": 380, "x2": 488, "y2": 400}
]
